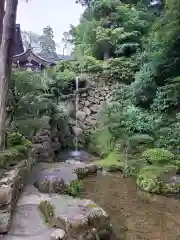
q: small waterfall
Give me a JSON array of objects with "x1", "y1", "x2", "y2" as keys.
[
  {"x1": 75, "y1": 76, "x2": 79, "y2": 151},
  {"x1": 70, "y1": 76, "x2": 81, "y2": 158}
]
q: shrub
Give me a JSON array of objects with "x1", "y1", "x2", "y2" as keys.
[
  {"x1": 13, "y1": 145, "x2": 28, "y2": 156},
  {"x1": 66, "y1": 180, "x2": 84, "y2": 197},
  {"x1": 137, "y1": 165, "x2": 164, "y2": 193},
  {"x1": 0, "y1": 146, "x2": 26, "y2": 169},
  {"x1": 141, "y1": 148, "x2": 175, "y2": 165},
  {"x1": 102, "y1": 57, "x2": 138, "y2": 83},
  {"x1": 154, "y1": 121, "x2": 180, "y2": 151},
  {"x1": 7, "y1": 132, "x2": 24, "y2": 147},
  {"x1": 82, "y1": 56, "x2": 103, "y2": 73},
  {"x1": 137, "y1": 165, "x2": 176, "y2": 193},
  {"x1": 88, "y1": 127, "x2": 115, "y2": 157},
  {"x1": 128, "y1": 134, "x2": 154, "y2": 153}
]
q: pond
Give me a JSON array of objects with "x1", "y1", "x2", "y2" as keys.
[{"x1": 82, "y1": 173, "x2": 180, "y2": 240}]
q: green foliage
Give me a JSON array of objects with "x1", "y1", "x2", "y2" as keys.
[
  {"x1": 8, "y1": 71, "x2": 73, "y2": 143},
  {"x1": 66, "y1": 180, "x2": 84, "y2": 197},
  {"x1": 7, "y1": 132, "x2": 24, "y2": 147},
  {"x1": 141, "y1": 148, "x2": 175, "y2": 165},
  {"x1": 93, "y1": 151, "x2": 125, "y2": 172},
  {"x1": 102, "y1": 57, "x2": 139, "y2": 83},
  {"x1": 128, "y1": 134, "x2": 154, "y2": 153},
  {"x1": 70, "y1": 0, "x2": 156, "y2": 60},
  {"x1": 0, "y1": 146, "x2": 28, "y2": 169},
  {"x1": 137, "y1": 165, "x2": 176, "y2": 193},
  {"x1": 154, "y1": 120, "x2": 180, "y2": 150}
]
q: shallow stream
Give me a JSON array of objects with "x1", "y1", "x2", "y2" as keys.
[{"x1": 82, "y1": 173, "x2": 180, "y2": 240}]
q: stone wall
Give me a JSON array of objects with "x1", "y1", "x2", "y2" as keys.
[
  {"x1": 32, "y1": 129, "x2": 60, "y2": 163},
  {"x1": 0, "y1": 150, "x2": 36, "y2": 233},
  {"x1": 71, "y1": 75, "x2": 122, "y2": 133},
  {"x1": 32, "y1": 126, "x2": 73, "y2": 162}
]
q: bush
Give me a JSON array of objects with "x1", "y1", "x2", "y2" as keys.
[
  {"x1": 128, "y1": 134, "x2": 154, "y2": 153},
  {"x1": 0, "y1": 146, "x2": 27, "y2": 169},
  {"x1": 55, "y1": 60, "x2": 79, "y2": 72},
  {"x1": 87, "y1": 127, "x2": 115, "y2": 156},
  {"x1": 141, "y1": 148, "x2": 175, "y2": 165},
  {"x1": 7, "y1": 131, "x2": 32, "y2": 148},
  {"x1": 102, "y1": 57, "x2": 138, "y2": 83},
  {"x1": 7, "y1": 132, "x2": 24, "y2": 147},
  {"x1": 13, "y1": 145, "x2": 28, "y2": 156},
  {"x1": 137, "y1": 165, "x2": 165, "y2": 193},
  {"x1": 66, "y1": 180, "x2": 84, "y2": 197},
  {"x1": 82, "y1": 56, "x2": 103, "y2": 73},
  {"x1": 154, "y1": 121, "x2": 180, "y2": 151}
]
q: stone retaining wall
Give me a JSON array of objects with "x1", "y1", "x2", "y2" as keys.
[
  {"x1": 72, "y1": 76, "x2": 122, "y2": 132},
  {"x1": 0, "y1": 150, "x2": 36, "y2": 233}
]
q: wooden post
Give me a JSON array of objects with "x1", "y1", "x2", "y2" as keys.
[{"x1": 0, "y1": 0, "x2": 18, "y2": 149}]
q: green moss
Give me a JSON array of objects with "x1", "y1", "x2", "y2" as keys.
[
  {"x1": 38, "y1": 200, "x2": 55, "y2": 224},
  {"x1": 87, "y1": 203, "x2": 98, "y2": 208},
  {"x1": 141, "y1": 148, "x2": 175, "y2": 165},
  {"x1": 66, "y1": 180, "x2": 84, "y2": 197},
  {"x1": 93, "y1": 151, "x2": 124, "y2": 171},
  {"x1": 136, "y1": 165, "x2": 176, "y2": 193}
]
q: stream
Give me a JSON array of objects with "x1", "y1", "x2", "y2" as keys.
[{"x1": 82, "y1": 173, "x2": 180, "y2": 240}]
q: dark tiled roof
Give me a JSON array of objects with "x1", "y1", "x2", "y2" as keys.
[
  {"x1": 13, "y1": 24, "x2": 75, "y2": 64},
  {"x1": 38, "y1": 52, "x2": 75, "y2": 62}
]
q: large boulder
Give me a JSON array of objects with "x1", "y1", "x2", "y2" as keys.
[
  {"x1": 72, "y1": 126, "x2": 83, "y2": 137},
  {"x1": 73, "y1": 164, "x2": 98, "y2": 179},
  {"x1": 76, "y1": 111, "x2": 86, "y2": 121},
  {"x1": 39, "y1": 196, "x2": 112, "y2": 240},
  {"x1": 34, "y1": 167, "x2": 77, "y2": 194}
]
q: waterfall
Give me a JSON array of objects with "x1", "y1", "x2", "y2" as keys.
[
  {"x1": 70, "y1": 76, "x2": 81, "y2": 158},
  {"x1": 75, "y1": 76, "x2": 79, "y2": 151}
]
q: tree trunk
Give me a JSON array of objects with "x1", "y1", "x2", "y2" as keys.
[
  {"x1": 0, "y1": 0, "x2": 18, "y2": 149},
  {"x1": 0, "y1": 0, "x2": 5, "y2": 43}
]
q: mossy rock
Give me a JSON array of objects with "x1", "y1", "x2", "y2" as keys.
[
  {"x1": 140, "y1": 148, "x2": 175, "y2": 165},
  {"x1": 39, "y1": 200, "x2": 55, "y2": 225},
  {"x1": 34, "y1": 177, "x2": 67, "y2": 194},
  {"x1": 136, "y1": 165, "x2": 176, "y2": 193},
  {"x1": 74, "y1": 165, "x2": 98, "y2": 179}
]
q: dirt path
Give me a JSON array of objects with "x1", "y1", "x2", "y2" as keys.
[{"x1": 82, "y1": 173, "x2": 180, "y2": 240}]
